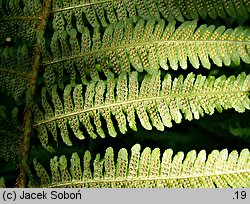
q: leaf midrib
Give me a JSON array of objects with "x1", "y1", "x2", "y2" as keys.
[
  {"x1": 0, "y1": 16, "x2": 41, "y2": 22},
  {"x1": 0, "y1": 68, "x2": 30, "y2": 80},
  {"x1": 43, "y1": 39, "x2": 250, "y2": 66},
  {"x1": 52, "y1": 0, "x2": 116, "y2": 13},
  {"x1": 45, "y1": 169, "x2": 250, "y2": 188},
  {"x1": 34, "y1": 90, "x2": 249, "y2": 127}
]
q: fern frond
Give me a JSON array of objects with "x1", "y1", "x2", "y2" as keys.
[
  {"x1": 0, "y1": 45, "x2": 31, "y2": 103},
  {"x1": 42, "y1": 19, "x2": 250, "y2": 87},
  {"x1": 33, "y1": 71, "x2": 250, "y2": 150},
  {"x1": 51, "y1": 0, "x2": 250, "y2": 30},
  {"x1": 32, "y1": 144, "x2": 250, "y2": 188},
  {"x1": 0, "y1": 0, "x2": 42, "y2": 41},
  {"x1": 0, "y1": 105, "x2": 21, "y2": 163}
]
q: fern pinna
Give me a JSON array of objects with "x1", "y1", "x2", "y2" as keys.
[
  {"x1": 0, "y1": 0, "x2": 249, "y2": 188},
  {"x1": 42, "y1": 19, "x2": 250, "y2": 90},
  {"x1": 33, "y1": 71, "x2": 250, "y2": 152},
  {"x1": 51, "y1": 0, "x2": 250, "y2": 29},
  {"x1": 33, "y1": 144, "x2": 250, "y2": 188}
]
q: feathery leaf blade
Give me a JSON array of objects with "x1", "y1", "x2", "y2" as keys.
[
  {"x1": 34, "y1": 71, "x2": 250, "y2": 146},
  {"x1": 33, "y1": 144, "x2": 250, "y2": 188},
  {"x1": 42, "y1": 19, "x2": 250, "y2": 85}
]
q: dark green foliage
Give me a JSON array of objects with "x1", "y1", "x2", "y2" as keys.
[
  {"x1": 51, "y1": 0, "x2": 250, "y2": 29},
  {"x1": 0, "y1": 105, "x2": 21, "y2": 164},
  {"x1": 0, "y1": 0, "x2": 249, "y2": 188},
  {"x1": 0, "y1": 44, "x2": 31, "y2": 103},
  {"x1": 0, "y1": 0, "x2": 42, "y2": 42}
]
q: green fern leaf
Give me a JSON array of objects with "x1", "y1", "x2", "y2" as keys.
[
  {"x1": 0, "y1": 0, "x2": 42, "y2": 41},
  {"x1": 33, "y1": 71, "x2": 250, "y2": 150},
  {"x1": 32, "y1": 144, "x2": 250, "y2": 188},
  {"x1": 51, "y1": 0, "x2": 250, "y2": 29},
  {"x1": 0, "y1": 0, "x2": 249, "y2": 189},
  {"x1": 32, "y1": 102, "x2": 55, "y2": 153},
  {"x1": 0, "y1": 105, "x2": 21, "y2": 164},
  {"x1": 0, "y1": 45, "x2": 30, "y2": 103},
  {"x1": 33, "y1": 157, "x2": 51, "y2": 186},
  {"x1": 42, "y1": 19, "x2": 250, "y2": 87}
]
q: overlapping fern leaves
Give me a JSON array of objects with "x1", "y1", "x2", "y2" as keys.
[
  {"x1": 0, "y1": 44, "x2": 31, "y2": 103},
  {"x1": 33, "y1": 71, "x2": 250, "y2": 151},
  {"x1": 0, "y1": 105, "x2": 21, "y2": 164},
  {"x1": 0, "y1": 0, "x2": 249, "y2": 188},
  {"x1": 2, "y1": 0, "x2": 249, "y2": 42},
  {"x1": 32, "y1": 144, "x2": 250, "y2": 188},
  {"x1": 0, "y1": 0, "x2": 42, "y2": 41},
  {"x1": 42, "y1": 19, "x2": 250, "y2": 90},
  {"x1": 51, "y1": 0, "x2": 250, "y2": 30}
]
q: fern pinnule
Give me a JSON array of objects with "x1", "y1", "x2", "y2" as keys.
[
  {"x1": 33, "y1": 71, "x2": 250, "y2": 150},
  {"x1": 51, "y1": 84, "x2": 72, "y2": 146},
  {"x1": 59, "y1": 155, "x2": 72, "y2": 186},
  {"x1": 32, "y1": 144, "x2": 250, "y2": 188},
  {"x1": 64, "y1": 84, "x2": 85, "y2": 141},
  {"x1": 70, "y1": 152, "x2": 82, "y2": 182},
  {"x1": 73, "y1": 83, "x2": 98, "y2": 139},
  {"x1": 33, "y1": 157, "x2": 50, "y2": 186},
  {"x1": 32, "y1": 102, "x2": 55, "y2": 153},
  {"x1": 49, "y1": 156, "x2": 60, "y2": 184}
]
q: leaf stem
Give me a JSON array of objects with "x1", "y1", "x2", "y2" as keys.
[{"x1": 16, "y1": 0, "x2": 52, "y2": 188}]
